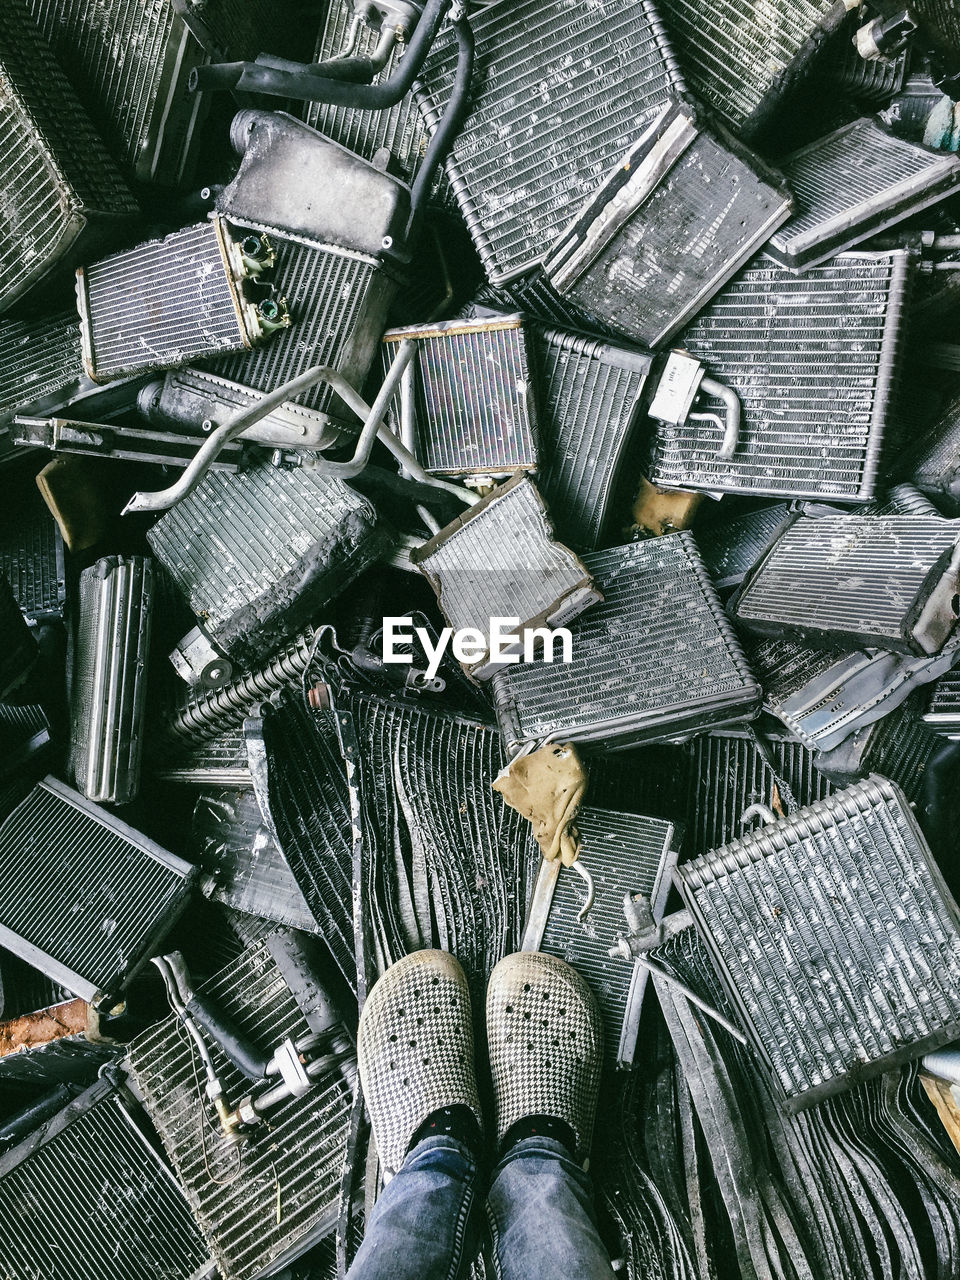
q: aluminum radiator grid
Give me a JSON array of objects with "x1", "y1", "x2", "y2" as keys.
[
  {"x1": 925, "y1": 668, "x2": 960, "y2": 734},
  {"x1": 0, "y1": 570, "x2": 37, "y2": 699},
  {"x1": 530, "y1": 323, "x2": 654, "y2": 551},
  {"x1": 0, "y1": 312, "x2": 83, "y2": 431},
  {"x1": 0, "y1": 495, "x2": 65, "y2": 620},
  {"x1": 305, "y1": 1, "x2": 428, "y2": 183},
  {"x1": 700, "y1": 503, "x2": 792, "y2": 591},
  {"x1": 0, "y1": 776, "x2": 194, "y2": 1004},
  {"x1": 675, "y1": 775, "x2": 960, "y2": 1109},
  {"x1": 0, "y1": 2, "x2": 137, "y2": 314},
  {"x1": 262, "y1": 697, "x2": 355, "y2": 987},
  {"x1": 730, "y1": 512, "x2": 960, "y2": 656},
  {"x1": 154, "y1": 726, "x2": 253, "y2": 786},
  {"x1": 345, "y1": 691, "x2": 540, "y2": 993},
  {"x1": 824, "y1": 30, "x2": 909, "y2": 104},
  {"x1": 491, "y1": 534, "x2": 761, "y2": 752},
  {"x1": 543, "y1": 98, "x2": 795, "y2": 350},
  {"x1": 813, "y1": 690, "x2": 943, "y2": 801},
  {"x1": 77, "y1": 219, "x2": 274, "y2": 383},
  {"x1": 127, "y1": 939, "x2": 352, "y2": 1280},
  {"x1": 71, "y1": 556, "x2": 154, "y2": 805},
  {"x1": 193, "y1": 787, "x2": 319, "y2": 935},
  {"x1": 646, "y1": 250, "x2": 911, "y2": 502},
  {"x1": 655, "y1": 0, "x2": 840, "y2": 138},
  {"x1": 910, "y1": 393, "x2": 960, "y2": 511},
  {"x1": 684, "y1": 728, "x2": 834, "y2": 858},
  {"x1": 411, "y1": 474, "x2": 600, "y2": 679},
  {"x1": 535, "y1": 807, "x2": 676, "y2": 1067},
  {"x1": 147, "y1": 462, "x2": 386, "y2": 664},
  {"x1": 415, "y1": 0, "x2": 685, "y2": 285},
  {"x1": 0, "y1": 1079, "x2": 210, "y2": 1280},
  {"x1": 382, "y1": 315, "x2": 539, "y2": 477},
  {"x1": 767, "y1": 118, "x2": 960, "y2": 271}
]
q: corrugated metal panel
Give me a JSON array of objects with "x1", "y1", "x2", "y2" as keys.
[
  {"x1": 147, "y1": 462, "x2": 385, "y2": 662},
  {"x1": 647, "y1": 251, "x2": 911, "y2": 502},
  {"x1": 0, "y1": 777, "x2": 194, "y2": 1003},
  {"x1": 127, "y1": 940, "x2": 352, "y2": 1280},
  {"x1": 0, "y1": 2, "x2": 136, "y2": 312},
  {"x1": 491, "y1": 533, "x2": 760, "y2": 750},
  {"x1": 415, "y1": 0, "x2": 685, "y2": 283},
  {"x1": 531, "y1": 323, "x2": 653, "y2": 551},
  {"x1": 70, "y1": 557, "x2": 153, "y2": 804},
  {"x1": 731, "y1": 513, "x2": 960, "y2": 654},
  {"x1": 768, "y1": 119, "x2": 960, "y2": 270},
  {"x1": 676, "y1": 775, "x2": 960, "y2": 1109},
  {"x1": 0, "y1": 1080, "x2": 209, "y2": 1280}
]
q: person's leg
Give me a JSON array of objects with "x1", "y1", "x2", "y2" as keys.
[
  {"x1": 484, "y1": 951, "x2": 617, "y2": 1280},
  {"x1": 348, "y1": 950, "x2": 485, "y2": 1280}
]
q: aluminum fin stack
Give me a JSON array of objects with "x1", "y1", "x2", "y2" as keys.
[
  {"x1": 491, "y1": 533, "x2": 760, "y2": 751},
  {"x1": 767, "y1": 118, "x2": 960, "y2": 271},
  {"x1": 646, "y1": 250, "x2": 911, "y2": 502},
  {"x1": 70, "y1": 556, "x2": 154, "y2": 805},
  {"x1": 127, "y1": 938, "x2": 352, "y2": 1280},
  {"x1": 542, "y1": 97, "x2": 795, "y2": 349},
  {"x1": 526, "y1": 807, "x2": 676, "y2": 1068},
  {"x1": 0, "y1": 777, "x2": 194, "y2": 1005},
  {"x1": 77, "y1": 219, "x2": 286, "y2": 383},
  {"x1": 383, "y1": 315, "x2": 538, "y2": 478},
  {"x1": 700, "y1": 503, "x2": 792, "y2": 592},
  {"x1": 0, "y1": 492, "x2": 65, "y2": 621},
  {"x1": 410, "y1": 474, "x2": 601, "y2": 679},
  {"x1": 147, "y1": 462, "x2": 388, "y2": 664},
  {"x1": 731, "y1": 512, "x2": 960, "y2": 656},
  {"x1": 415, "y1": 0, "x2": 685, "y2": 285},
  {"x1": 925, "y1": 668, "x2": 960, "y2": 736},
  {"x1": 0, "y1": 1078, "x2": 209, "y2": 1280},
  {"x1": 675, "y1": 775, "x2": 960, "y2": 1110},
  {"x1": 0, "y1": 1, "x2": 137, "y2": 314},
  {"x1": 0, "y1": 570, "x2": 38, "y2": 699}
]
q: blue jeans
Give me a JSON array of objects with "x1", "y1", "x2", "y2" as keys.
[{"x1": 346, "y1": 1134, "x2": 617, "y2": 1280}]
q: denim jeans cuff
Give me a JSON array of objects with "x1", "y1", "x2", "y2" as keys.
[
  {"x1": 492, "y1": 1134, "x2": 588, "y2": 1178},
  {"x1": 402, "y1": 1132, "x2": 479, "y2": 1172}
]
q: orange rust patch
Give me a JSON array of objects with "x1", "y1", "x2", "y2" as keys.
[{"x1": 0, "y1": 999, "x2": 90, "y2": 1056}]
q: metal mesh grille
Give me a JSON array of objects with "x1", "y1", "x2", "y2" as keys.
[
  {"x1": 491, "y1": 534, "x2": 759, "y2": 750},
  {"x1": 147, "y1": 462, "x2": 383, "y2": 660},
  {"x1": 127, "y1": 940, "x2": 352, "y2": 1280},
  {"x1": 71, "y1": 557, "x2": 153, "y2": 804},
  {"x1": 656, "y1": 0, "x2": 837, "y2": 134},
  {"x1": 531, "y1": 324, "x2": 652, "y2": 551},
  {"x1": 0, "y1": 3, "x2": 135, "y2": 309},
  {"x1": 647, "y1": 251, "x2": 911, "y2": 501},
  {"x1": 80, "y1": 222, "x2": 248, "y2": 381},
  {"x1": 415, "y1": 0, "x2": 684, "y2": 283},
  {"x1": 207, "y1": 235, "x2": 392, "y2": 419},
  {"x1": 769, "y1": 119, "x2": 960, "y2": 268},
  {"x1": 412, "y1": 477, "x2": 595, "y2": 651},
  {"x1": 538, "y1": 807, "x2": 674, "y2": 1064},
  {"x1": 153, "y1": 726, "x2": 252, "y2": 786},
  {"x1": 676, "y1": 775, "x2": 960, "y2": 1107},
  {"x1": 0, "y1": 312, "x2": 82, "y2": 426},
  {"x1": 388, "y1": 319, "x2": 537, "y2": 475},
  {"x1": 0, "y1": 1084, "x2": 209, "y2": 1280},
  {"x1": 732, "y1": 513, "x2": 960, "y2": 651},
  {"x1": 0, "y1": 498, "x2": 65, "y2": 620},
  {"x1": 684, "y1": 729, "x2": 834, "y2": 859},
  {"x1": 305, "y1": 2, "x2": 427, "y2": 181},
  {"x1": 0, "y1": 778, "x2": 192, "y2": 1001}
]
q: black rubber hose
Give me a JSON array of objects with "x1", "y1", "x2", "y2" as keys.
[
  {"x1": 255, "y1": 52, "x2": 382, "y2": 84},
  {"x1": 189, "y1": 0, "x2": 452, "y2": 106},
  {"x1": 185, "y1": 995, "x2": 270, "y2": 1080},
  {"x1": 406, "y1": 16, "x2": 474, "y2": 239}
]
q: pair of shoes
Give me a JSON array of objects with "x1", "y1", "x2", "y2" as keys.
[{"x1": 358, "y1": 949, "x2": 603, "y2": 1177}]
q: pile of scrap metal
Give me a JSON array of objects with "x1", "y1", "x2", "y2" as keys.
[{"x1": 4, "y1": 0, "x2": 960, "y2": 1277}]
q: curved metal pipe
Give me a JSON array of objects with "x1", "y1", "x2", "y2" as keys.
[
  {"x1": 699, "y1": 375, "x2": 741, "y2": 458},
  {"x1": 189, "y1": 0, "x2": 452, "y2": 105},
  {"x1": 571, "y1": 858, "x2": 595, "y2": 923},
  {"x1": 741, "y1": 802, "x2": 777, "y2": 827}
]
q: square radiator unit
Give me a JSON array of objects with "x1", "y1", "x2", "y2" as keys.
[
  {"x1": 0, "y1": 777, "x2": 194, "y2": 1004},
  {"x1": 0, "y1": 1, "x2": 137, "y2": 315},
  {"x1": 127, "y1": 939, "x2": 352, "y2": 1280},
  {"x1": 675, "y1": 775, "x2": 960, "y2": 1110},
  {"x1": 523, "y1": 807, "x2": 676, "y2": 1068},
  {"x1": 645, "y1": 250, "x2": 912, "y2": 502},
  {"x1": 415, "y1": 0, "x2": 685, "y2": 285},
  {"x1": 542, "y1": 97, "x2": 795, "y2": 348},
  {"x1": 730, "y1": 512, "x2": 960, "y2": 656},
  {"x1": 0, "y1": 1077, "x2": 210, "y2": 1280},
  {"x1": 767, "y1": 117, "x2": 960, "y2": 271},
  {"x1": 490, "y1": 533, "x2": 760, "y2": 752}
]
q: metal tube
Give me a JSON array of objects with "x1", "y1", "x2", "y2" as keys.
[{"x1": 700, "y1": 375, "x2": 741, "y2": 458}]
